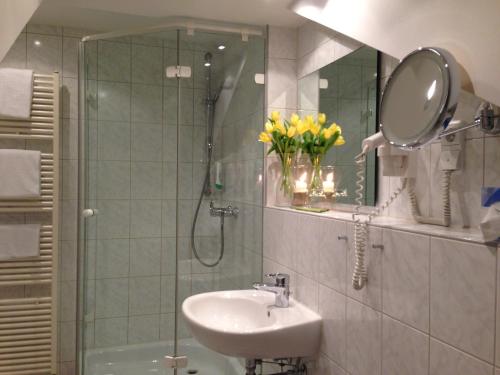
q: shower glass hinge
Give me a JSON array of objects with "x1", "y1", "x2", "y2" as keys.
[
  {"x1": 164, "y1": 355, "x2": 188, "y2": 369},
  {"x1": 166, "y1": 66, "x2": 192, "y2": 78}
]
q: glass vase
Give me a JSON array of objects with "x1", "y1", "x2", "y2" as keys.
[
  {"x1": 275, "y1": 153, "x2": 294, "y2": 206},
  {"x1": 309, "y1": 154, "x2": 324, "y2": 198}
]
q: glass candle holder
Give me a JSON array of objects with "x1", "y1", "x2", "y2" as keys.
[
  {"x1": 321, "y1": 166, "x2": 336, "y2": 201},
  {"x1": 292, "y1": 164, "x2": 309, "y2": 206}
]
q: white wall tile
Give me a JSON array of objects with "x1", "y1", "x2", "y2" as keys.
[
  {"x1": 382, "y1": 229, "x2": 430, "y2": 332},
  {"x1": 268, "y1": 26, "x2": 297, "y2": 60},
  {"x1": 312, "y1": 354, "x2": 347, "y2": 375},
  {"x1": 346, "y1": 298, "x2": 382, "y2": 375},
  {"x1": 497, "y1": 247, "x2": 500, "y2": 367},
  {"x1": 319, "y1": 284, "x2": 347, "y2": 368},
  {"x1": 267, "y1": 58, "x2": 297, "y2": 109},
  {"x1": 347, "y1": 225, "x2": 383, "y2": 311},
  {"x1": 430, "y1": 339, "x2": 493, "y2": 375},
  {"x1": 382, "y1": 315, "x2": 429, "y2": 375},
  {"x1": 430, "y1": 237, "x2": 496, "y2": 362},
  {"x1": 318, "y1": 218, "x2": 347, "y2": 294}
]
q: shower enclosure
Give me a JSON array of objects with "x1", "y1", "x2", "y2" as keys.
[{"x1": 77, "y1": 21, "x2": 265, "y2": 375}]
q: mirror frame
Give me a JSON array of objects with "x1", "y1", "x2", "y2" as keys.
[{"x1": 379, "y1": 47, "x2": 461, "y2": 149}]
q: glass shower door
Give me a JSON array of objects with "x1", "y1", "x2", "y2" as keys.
[{"x1": 79, "y1": 30, "x2": 180, "y2": 375}]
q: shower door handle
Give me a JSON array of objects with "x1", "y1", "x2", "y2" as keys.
[{"x1": 82, "y1": 208, "x2": 97, "y2": 218}]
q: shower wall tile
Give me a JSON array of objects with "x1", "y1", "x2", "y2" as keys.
[
  {"x1": 128, "y1": 315, "x2": 160, "y2": 344},
  {"x1": 97, "y1": 40, "x2": 131, "y2": 82},
  {"x1": 163, "y1": 126, "x2": 178, "y2": 162},
  {"x1": 131, "y1": 84, "x2": 163, "y2": 123},
  {"x1": 95, "y1": 278, "x2": 129, "y2": 318},
  {"x1": 131, "y1": 162, "x2": 163, "y2": 199},
  {"x1": 129, "y1": 276, "x2": 161, "y2": 315},
  {"x1": 97, "y1": 121, "x2": 131, "y2": 160},
  {"x1": 131, "y1": 122, "x2": 163, "y2": 161},
  {"x1": 131, "y1": 44, "x2": 163, "y2": 84},
  {"x1": 97, "y1": 81, "x2": 131, "y2": 122},
  {"x1": 94, "y1": 318, "x2": 128, "y2": 348},
  {"x1": 97, "y1": 161, "x2": 131, "y2": 199},
  {"x1": 130, "y1": 200, "x2": 162, "y2": 237},
  {"x1": 129, "y1": 238, "x2": 162, "y2": 276},
  {"x1": 96, "y1": 200, "x2": 131, "y2": 239},
  {"x1": 430, "y1": 238, "x2": 496, "y2": 362},
  {"x1": 161, "y1": 237, "x2": 176, "y2": 275},
  {"x1": 95, "y1": 239, "x2": 130, "y2": 278}
]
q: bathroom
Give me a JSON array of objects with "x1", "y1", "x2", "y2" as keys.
[{"x1": 0, "y1": 0, "x2": 499, "y2": 374}]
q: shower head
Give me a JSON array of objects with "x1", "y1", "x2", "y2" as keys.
[{"x1": 204, "y1": 52, "x2": 212, "y2": 67}]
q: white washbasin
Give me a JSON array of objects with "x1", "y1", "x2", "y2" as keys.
[{"x1": 182, "y1": 290, "x2": 322, "y2": 359}]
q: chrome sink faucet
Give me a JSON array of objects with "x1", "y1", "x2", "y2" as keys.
[{"x1": 253, "y1": 273, "x2": 290, "y2": 308}]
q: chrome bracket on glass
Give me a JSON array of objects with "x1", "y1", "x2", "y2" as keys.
[
  {"x1": 164, "y1": 355, "x2": 188, "y2": 369},
  {"x1": 165, "y1": 65, "x2": 192, "y2": 78}
]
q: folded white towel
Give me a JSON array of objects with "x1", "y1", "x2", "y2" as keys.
[
  {"x1": 0, "y1": 68, "x2": 34, "y2": 119},
  {"x1": 0, "y1": 224, "x2": 40, "y2": 260},
  {"x1": 0, "y1": 149, "x2": 41, "y2": 198}
]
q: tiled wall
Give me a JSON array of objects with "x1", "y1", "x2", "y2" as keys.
[
  {"x1": 0, "y1": 23, "x2": 85, "y2": 375},
  {"x1": 264, "y1": 207, "x2": 499, "y2": 375},
  {"x1": 265, "y1": 22, "x2": 500, "y2": 375}
]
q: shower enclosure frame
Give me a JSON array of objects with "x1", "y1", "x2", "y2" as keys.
[{"x1": 77, "y1": 17, "x2": 265, "y2": 375}]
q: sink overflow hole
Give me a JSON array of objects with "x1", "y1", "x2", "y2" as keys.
[{"x1": 187, "y1": 370, "x2": 198, "y2": 374}]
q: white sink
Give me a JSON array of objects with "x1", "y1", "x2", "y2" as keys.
[{"x1": 182, "y1": 290, "x2": 322, "y2": 359}]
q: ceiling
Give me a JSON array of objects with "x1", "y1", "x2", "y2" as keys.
[{"x1": 30, "y1": 0, "x2": 305, "y2": 32}]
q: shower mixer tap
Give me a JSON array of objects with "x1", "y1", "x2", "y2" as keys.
[{"x1": 209, "y1": 201, "x2": 239, "y2": 217}]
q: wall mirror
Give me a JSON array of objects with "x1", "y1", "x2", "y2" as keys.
[{"x1": 297, "y1": 45, "x2": 380, "y2": 206}]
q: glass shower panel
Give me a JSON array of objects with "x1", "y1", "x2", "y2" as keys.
[
  {"x1": 79, "y1": 25, "x2": 265, "y2": 375},
  {"x1": 175, "y1": 28, "x2": 265, "y2": 345}
]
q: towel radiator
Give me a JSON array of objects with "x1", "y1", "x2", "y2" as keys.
[{"x1": 0, "y1": 73, "x2": 60, "y2": 374}]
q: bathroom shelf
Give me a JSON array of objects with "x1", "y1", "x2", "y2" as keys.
[{"x1": 271, "y1": 206, "x2": 491, "y2": 245}]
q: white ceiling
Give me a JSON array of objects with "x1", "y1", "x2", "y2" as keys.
[{"x1": 30, "y1": 0, "x2": 305, "y2": 32}]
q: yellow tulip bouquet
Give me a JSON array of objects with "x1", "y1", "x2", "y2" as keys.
[
  {"x1": 298, "y1": 113, "x2": 344, "y2": 196},
  {"x1": 259, "y1": 111, "x2": 300, "y2": 197}
]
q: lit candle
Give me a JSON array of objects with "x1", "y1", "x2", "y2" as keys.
[
  {"x1": 323, "y1": 172, "x2": 334, "y2": 193},
  {"x1": 295, "y1": 172, "x2": 308, "y2": 193},
  {"x1": 292, "y1": 172, "x2": 308, "y2": 206}
]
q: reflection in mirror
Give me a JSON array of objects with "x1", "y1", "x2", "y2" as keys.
[{"x1": 298, "y1": 46, "x2": 379, "y2": 206}]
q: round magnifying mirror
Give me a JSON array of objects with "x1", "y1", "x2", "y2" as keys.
[{"x1": 380, "y1": 47, "x2": 461, "y2": 149}]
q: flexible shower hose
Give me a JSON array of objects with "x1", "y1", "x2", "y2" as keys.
[{"x1": 191, "y1": 166, "x2": 225, "y2": 268}]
